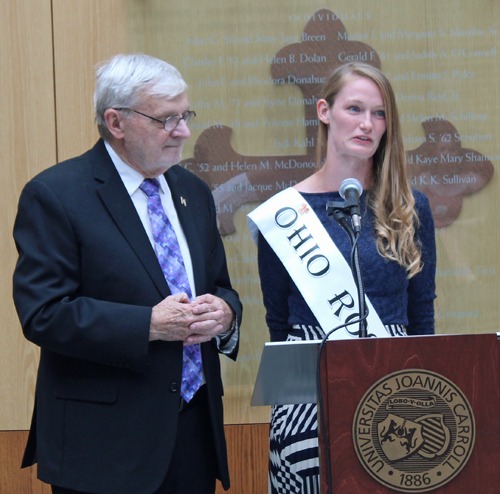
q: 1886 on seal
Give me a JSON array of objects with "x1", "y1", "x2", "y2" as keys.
[{"x1": 352, "y1": 369, "x2": 475, "y2": 492}]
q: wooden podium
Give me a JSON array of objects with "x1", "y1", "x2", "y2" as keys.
[{"x1": 318, "y1": 333, "x2": 500, "y2": 493}]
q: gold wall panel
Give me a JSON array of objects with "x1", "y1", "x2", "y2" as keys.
[
  {"x1": 52, "y1": 0, "x2": 127, "y2": 162},
  {"x1": 1, "y1": 0, "x2": 127, "y2": 430},
  {"x1": 0, "y1": 0, "x2": 56, "y2": 430}
]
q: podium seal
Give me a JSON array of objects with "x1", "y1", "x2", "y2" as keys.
[{"x1": 352, "y1": 369, "x2": 475, "y2": 492}]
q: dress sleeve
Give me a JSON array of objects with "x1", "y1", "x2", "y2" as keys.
[
  {"x1": 406, "y1": 192, "x2": 437, "y2": 335},
  {"x1": 257, "y1": 232, "x2": 292, "y2": 342}
]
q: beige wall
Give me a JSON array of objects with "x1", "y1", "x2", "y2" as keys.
[
  {"x1": 1, "y1": 0, "x2": 499, "y2": 431},
  {"x1": 0, "y1": 0, "x2": 126, "y2": 430},
  {"x1": 1, "y1": 0, "x2": 56, "y2": 431}
]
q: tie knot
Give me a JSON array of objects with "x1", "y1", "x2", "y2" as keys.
[{"x1": 139, "y1": 178, "x2": 160, "y2": 198}]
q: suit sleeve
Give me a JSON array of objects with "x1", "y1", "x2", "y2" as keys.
[
  {"x1": 13, "y1": 178, "x2": 151, "y2": 373},
  {"x1": 204, "y1": 179, "x2": 242, "y2": 360}
]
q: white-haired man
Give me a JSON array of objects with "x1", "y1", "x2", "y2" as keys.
[{"x1": 13, "y1": 53, "x2": 241, "y2": 494}]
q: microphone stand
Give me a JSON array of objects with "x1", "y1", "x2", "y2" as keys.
[
  {"x1": 317, "y1": 191, "x2": 369, "y2": 493},
  {"x1": 326, "y1": 202, "x2": 368, "y2": 338},
  {"x1": 316, "y1": 199, "x2": 369, "y2": 493}
]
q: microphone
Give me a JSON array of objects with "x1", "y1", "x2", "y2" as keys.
[{"x1": 339, "y1": 178, "x2": 363, "y2": 232}]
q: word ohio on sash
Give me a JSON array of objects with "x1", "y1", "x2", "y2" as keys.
[{"x1": 275, "y1": 206, "x2": 330, "y2": 277}]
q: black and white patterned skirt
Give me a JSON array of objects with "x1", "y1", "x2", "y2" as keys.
[{"x1": 268, "y1": 323, "x2": 406, "y2": 494}]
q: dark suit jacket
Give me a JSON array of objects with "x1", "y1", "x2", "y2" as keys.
[{"x1": 12, "y1": 140, "x2": 241, "y2": 494}]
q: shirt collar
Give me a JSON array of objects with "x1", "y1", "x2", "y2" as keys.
[{"x1": 104, "y1": 140, "x2": 168, "y2": 196}]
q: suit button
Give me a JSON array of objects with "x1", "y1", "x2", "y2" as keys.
[{"x1": 170, "y1": 382, "x2": 178, "y2": 392}]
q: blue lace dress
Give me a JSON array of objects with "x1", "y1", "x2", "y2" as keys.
[{"x1": 257, "y1": 190, "x2": 436, "y2": 494}]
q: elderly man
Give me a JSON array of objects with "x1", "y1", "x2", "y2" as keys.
[{"x1": 13, "y1": 53, "x2": 241, "y2": 494}]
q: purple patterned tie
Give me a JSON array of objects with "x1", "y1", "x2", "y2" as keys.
[{"x1": 140, "y1": 178, "x2": 202, "y2": 402}]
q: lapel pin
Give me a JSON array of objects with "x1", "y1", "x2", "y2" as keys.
[{"x1": 181, "y1": 197, "x2": 187, "y2": 206}]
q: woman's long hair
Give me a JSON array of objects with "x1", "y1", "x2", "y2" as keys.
[{"x1": 317, "y1": 62, "x2": 422, "y2": 278}]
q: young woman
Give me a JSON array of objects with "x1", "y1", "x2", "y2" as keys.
[{"x1": 256, "y1": 62, "x2": 436, "y2": 493}]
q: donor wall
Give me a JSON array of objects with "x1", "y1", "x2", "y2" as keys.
[{"x1": 128, "y1": 0, "x2": 500, "y2": 423}]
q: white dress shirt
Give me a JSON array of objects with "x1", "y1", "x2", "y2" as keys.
[
  {"x1": 104, "y1": 141, "x2": 238, "y2": 356},
  {"x1": 104, "y1": 141, "x2": 196, "y2": 297}
]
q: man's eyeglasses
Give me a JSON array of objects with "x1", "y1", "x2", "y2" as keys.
[{"x1": 114, "y1": 108, "x2": 196, "y2": 132}]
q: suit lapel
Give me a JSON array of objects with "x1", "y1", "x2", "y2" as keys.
[
  {"x1": 165, "y1": 167, "x2": 206, "y2": 297},
  {"x1": 90, "y1": 141, "x2": 170, "y2": 298}
]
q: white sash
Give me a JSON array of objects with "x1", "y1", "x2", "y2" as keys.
[{"x1": 247, "y1": 188, "x2": 390, "y2": 340}]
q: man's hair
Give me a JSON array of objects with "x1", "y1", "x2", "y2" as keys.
[{"x1": 94, "y1": 53, "x2": 187, "y2": 140}]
